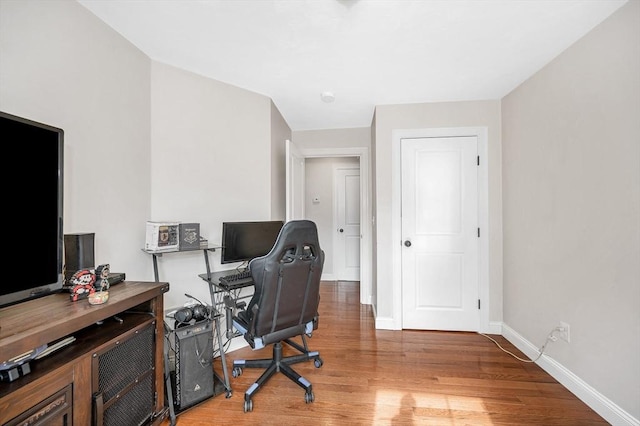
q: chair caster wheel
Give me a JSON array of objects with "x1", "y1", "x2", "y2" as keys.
[
  {"x1": 244, "y1": 399, "x2": 253, "y2": 412},
  {"x1": 232, "y1": 367, "x2": 243, "y2": 377},
  {"x1": 226, "y1": 391, "x2": 232, "y2": 398},
  {"x1": 305, "y1": 391, "x2": 315, "y2": 403},
  {"x1": 314, "y1": 358, "x2": 323, "y2": 368}
]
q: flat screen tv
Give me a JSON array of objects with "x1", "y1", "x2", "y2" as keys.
[
  {"x1": 0, "y1": 111, "x2": 64, "y2": 308},
  {"x1": 221, "y1": 221, "x2": 284, "y2": 265}
]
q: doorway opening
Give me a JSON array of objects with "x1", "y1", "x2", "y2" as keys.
[{"x1": 286, "y1": 143, "x2": 371, "y2": 305}]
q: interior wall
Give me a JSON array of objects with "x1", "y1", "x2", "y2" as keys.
[
  {"x1": 0, "y1": 0, "x2": 152, "y2": 282},
  {"x1": 150, "y1": 61, "x2": 275, "y2": 309},
  {"x1": 370, "y1": 114, "x2": 378, "y2": 314},
  {"x1": 293, "y1": 127, "x2": 372, "y2": 282},
  {"x1": 270, "y1": 100, "x2": 291, "y2": 221},
  {"x1": 501, "y1": 0, "x2": 640, "y2": 419},
  {"x1": 305, "y1": 157, "x2": 360, "y2": 278},
  {"x1": 372, "y1": 100, "x2": 503, "y2": 326}
]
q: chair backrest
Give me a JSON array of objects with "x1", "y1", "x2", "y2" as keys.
[{"x1": 244, "y1": 220, "x2": 324, "y2": 345}]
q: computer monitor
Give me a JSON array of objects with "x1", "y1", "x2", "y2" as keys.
[{"x1": 220, "y1": 221, "x2": 284, "y2": 265}]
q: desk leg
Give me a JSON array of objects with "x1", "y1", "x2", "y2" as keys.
[
  {"x1": 213, "y1": 316, "x2": 232, "y2": 398},
  {"x1": 152, "y1": 254, "x2": 160, "y2": 282},
  {"x1": 163, "y1": 325, "x2": 176, "y2": 426},
  {"x1": 203, "y1": 249, "x2": 212, "y2": 280}
]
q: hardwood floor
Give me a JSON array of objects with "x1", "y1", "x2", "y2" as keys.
[{"x1": 165, "y1": 281, "x2": 608, "y2": 425}]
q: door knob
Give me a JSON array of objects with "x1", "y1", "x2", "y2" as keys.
[
  {"x1": 404, "y1": 240, "x2": 412, "y2": 247},
  {"x1": 339, "y1": 228, "x2": 344, "y2": 233}
]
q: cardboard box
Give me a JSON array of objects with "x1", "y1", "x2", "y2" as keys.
[
  {"x1": 179, "y1": 223, "x2": 200, "y2": 250},
  {"x1": 145, "y1": 221, "x2": 180, "y2": 251}
]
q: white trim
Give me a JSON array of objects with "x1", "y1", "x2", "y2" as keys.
[
  {"x1": 295, "y1": 146, "x2": 372, "y2": 305},
  {"x1": 502, "y1": 324, "x2": 640, "y2": 426},
  {"x1": 391, "y1": 127, "x2": 490, "y2": 332}
]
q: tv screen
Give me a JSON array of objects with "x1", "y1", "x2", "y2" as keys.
[
  {"x1": 221, "y1": 221, "x2": 284, "y2": 265},
  {"x1": 0, "y1": 111, "x2": 64, "y2": 308}
]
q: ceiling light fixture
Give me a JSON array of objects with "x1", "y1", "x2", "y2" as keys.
[{"x1": 320, "y1": 91, "x2": 335, "y2": 103}]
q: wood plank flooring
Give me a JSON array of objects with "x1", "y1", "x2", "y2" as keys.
[{"x1": 165, "y1": 281, "x2": 608, "y2": 425}]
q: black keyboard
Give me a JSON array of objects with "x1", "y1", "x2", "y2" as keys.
[{"x1": 219, "y1": 270, "x2": 254, "y2": 290}]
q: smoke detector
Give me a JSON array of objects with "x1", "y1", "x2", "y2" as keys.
[{"x1": 320, "y1": 91, "x2": 335, "y2": 103}]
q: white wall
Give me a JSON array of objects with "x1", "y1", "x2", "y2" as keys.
[
  {"x1": 0, "y1": 0, "x2": 152, "y2": 282},
  {"x1": 150, "y1": 61, "x2": 283, "y2": 309},
  {"x1": 501, "y1": 1, "x2": 640, "y2": 421}
]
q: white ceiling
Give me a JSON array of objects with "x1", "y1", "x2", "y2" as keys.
[{"x1": 77, "y1": 0, "x2": 627, "y2": 131}]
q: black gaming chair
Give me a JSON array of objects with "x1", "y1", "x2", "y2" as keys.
[{"x1": 231, "y1": 220, "x2": 324, "y2": 413}]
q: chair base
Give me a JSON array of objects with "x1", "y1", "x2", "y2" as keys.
[{"x1": 232, "y1": 336, "x2": 322, "y2": 412}]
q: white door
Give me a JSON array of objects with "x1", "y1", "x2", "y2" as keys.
[
  {"x1": 285, "y1": 139, "x2": 305, "y2": 221},
  {"x1": 334, "y1": 168, "x2": 360, "y2": 281},
  {"x1": 401, "y1": 136, "x2": 479, "y2": 331}
]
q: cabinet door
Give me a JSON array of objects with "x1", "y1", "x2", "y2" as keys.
[{"x1": 91, "y1": 320, "x2": 156, "y2": 426}]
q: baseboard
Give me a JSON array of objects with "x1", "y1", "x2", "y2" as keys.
[
  {"x1": 502, "y1": 323, "x2": 639, "y2": 426},
  {"x1": 484, "y1": 320, "x2": 502, "y2": 335},
  {"x1": 374, "y1": 315, "x2": 397, "y2": 330}
]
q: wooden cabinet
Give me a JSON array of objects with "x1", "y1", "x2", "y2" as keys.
[{"x1": 0, "y1": 281, "x2": 169, "y2": 425}]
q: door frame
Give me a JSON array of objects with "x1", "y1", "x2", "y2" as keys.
[
  {"x1": 392, "y1": 127, "x2": 491, "y2": 332},
  {"x1": 287, "y1": 145, "x2": 371, "y2": 305}
]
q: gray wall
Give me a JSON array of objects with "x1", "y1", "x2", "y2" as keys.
[
  {"x1": 0, "y1": 0, "x2": 289, "y2": 311},
  {"x1": 0, "y1": 0, "x2": 152, "y2": 281},
  {"x1": 502, "y1": 1, "x2": 639, "y2": 419},
  {"x1": 149, "y1": 61, "x2": 285, "y2": 308},
  {"x1": 293, "y1": 127, "x2": 371, "y2": 282},
  {"x1": 373, "y1": 100, "x2": 503, "y2": 326},
  {"x1": 304, "y1": 156, "x2": 360, "y2": 278}
]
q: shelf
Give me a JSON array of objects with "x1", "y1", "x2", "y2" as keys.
[
  {"x1": 0, "y1": 312, "x2": 153, "y2": 399},
  {"x1": 142, "y1": 244, "x2": 221, "y2": 256}
]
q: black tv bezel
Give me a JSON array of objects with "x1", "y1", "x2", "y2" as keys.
[
  {"x1": 220, "y1": 220, "x2": 284, "y2": 265},
  {"x1": 0, "y1": 111, "x2": 64, "y2": 308}
]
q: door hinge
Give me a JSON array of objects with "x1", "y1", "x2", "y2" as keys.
[
  {"x1": 477, "y1": 155, "x2": 480, "y2": 166},
  {"x1": 478, "y1": 299, "x2": 481, "y2": 309},
  {"x1": 477, "y1": 228, "x2": 480, "y2": 238}
]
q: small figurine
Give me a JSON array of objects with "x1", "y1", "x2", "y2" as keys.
[
  {"x1": 69, "y1": 269, "x2": 96, "y2": 302},
  {"x1": 95, "y1": 264, "x2": 111, "y2": 291}
]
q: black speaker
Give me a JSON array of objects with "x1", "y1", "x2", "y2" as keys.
[
  {"x1": 173, "y1": 319, "x2": 214, "y2": 410},
  {"x1": 64, "y1": 233, "x2": 95, "y2": 285}
]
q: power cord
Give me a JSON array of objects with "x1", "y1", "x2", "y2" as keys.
[{"x1": 479, "y1": 325, "x2": 566, "y2": 363}]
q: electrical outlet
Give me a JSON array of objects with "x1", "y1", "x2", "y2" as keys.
[{"x1": 559, "y1": 321, "x2": 570, "y2": 343}]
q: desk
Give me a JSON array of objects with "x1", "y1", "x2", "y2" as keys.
[
  {"x1": 198, "y1": 271, "x2": 254, "y2": 340},
  {"x1": 143, "y1": 245, "x2": 221, "y2": 283}
]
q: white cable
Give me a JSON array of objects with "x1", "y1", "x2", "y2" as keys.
[{"x1": 479, "y1": 326, "x2": 563, "y2": 363}]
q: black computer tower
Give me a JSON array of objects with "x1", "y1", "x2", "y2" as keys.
[{"x1": 172, "y1": 319, "x2": 215, "y2": 411}]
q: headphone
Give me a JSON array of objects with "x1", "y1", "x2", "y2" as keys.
[{"x1": 173, "y1": 294, "x2": 211, "y2": 327}]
